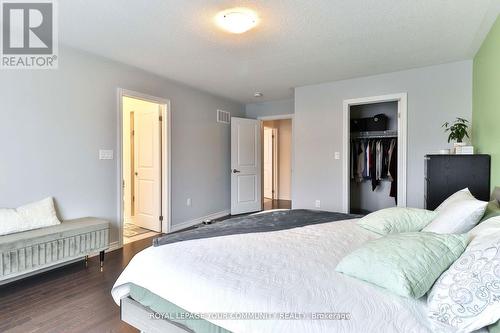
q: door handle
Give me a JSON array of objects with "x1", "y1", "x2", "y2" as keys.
[
  {"x1": 135, "y1": 172, "x2": 138, "y2": 176},
  {"x1": 232, "y1": 169, "x2": 241, "y2": 174}
]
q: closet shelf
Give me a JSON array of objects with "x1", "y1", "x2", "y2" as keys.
[{"x1": 351, "y1": 130, "x2": 398, "y2": 139}]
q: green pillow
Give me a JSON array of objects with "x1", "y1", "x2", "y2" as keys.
[
  {"x1": 356, "y1": 207, "x2": 437, "y2": 235},
  {"x1": 480, "y1": 200, "x2": 500, "y2": 223},
  {"x1": 335, "y1": 232, "x2": 469, "y2": 298},
  {"x1": 489, "y1": 320, "x2": 500, "y2": 333}
]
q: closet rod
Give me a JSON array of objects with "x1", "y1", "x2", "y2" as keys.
[{"x1": 351, "y1": 130, "x2": 398, "y2": 139}]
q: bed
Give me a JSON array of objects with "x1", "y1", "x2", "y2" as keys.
[{"x1": 111, "y1": 209, "x2": 466, "y2": 333}]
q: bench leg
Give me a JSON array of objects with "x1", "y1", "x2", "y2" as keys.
[
  {"x1": 99, "y1": 250, "x2": 105, "y2": 272},
  {"x1": 84, "y1": 255, "x2": 88, "y2": 268}
]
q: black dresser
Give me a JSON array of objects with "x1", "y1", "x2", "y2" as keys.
[{"x1": 424, "y1": 154, "x2": 491, "y2": 210}]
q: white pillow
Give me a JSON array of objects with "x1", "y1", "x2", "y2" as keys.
[
  {"x1": 0, "y1": 197, "x2": 60, "y2": 236},
  {"x1": 469, "y1": 216, "x2": 500, "y2": 240},
  {"x1": 435, "y1": 188, "x2": 476, "y2": 211},
  {"x1": 428, "y1": 225, "x2": 500, "y2": 332},
  {"x1": 423, "y1": 189, "x2": 487, "y2": 234},
  {"x1": 0, "y1": 209, "x2": 25, "y2": 236}
]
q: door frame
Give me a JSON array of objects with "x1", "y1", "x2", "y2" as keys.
[
  {"x1": 257, "y1": 114, "x2": 294, "y2": 207},
  {"x1": 263, "y1": 126, "x2": 279, "y2": 200},
  {"x1": 271, "y1": 127, "x2": 278, "y2": 200},
  {"x1": 117, "y1": 88, "x2": 172, "y2": 247},
  {"x1": 342, "y1": 93, "x2": 407, "y2": 213}
]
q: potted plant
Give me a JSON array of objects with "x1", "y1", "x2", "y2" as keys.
[{"x1": 442, "y1": 117, "x2": 470, "y2": 153}]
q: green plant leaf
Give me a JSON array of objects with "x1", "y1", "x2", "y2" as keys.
[{"x1": 443, "y1": 118, "x2": 470, "y2": 143}]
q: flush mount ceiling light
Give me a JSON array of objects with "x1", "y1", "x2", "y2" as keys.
[
  {"x1": 215, "y1": 8, "x2": 259, "y2": 34},
  {"x1": 254, "y1": 92, "x2": 263, "y2": 98}
]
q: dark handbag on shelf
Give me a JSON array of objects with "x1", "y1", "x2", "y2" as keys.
[
  {"x1": 351, "y1": 114, "x2": 388, "y2": 132},
  {"x1": 365, "y1": 114, "x2": 388, "y2": 131}
]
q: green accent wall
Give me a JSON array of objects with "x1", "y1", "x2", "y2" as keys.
[{"x1": 473, "y1": 15, "x2": 500, "y2": 189}]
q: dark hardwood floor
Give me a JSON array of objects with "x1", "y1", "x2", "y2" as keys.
[
  {"x1": 0, "y1": 207, "x2": 293, "y2": 333},
  {"x1": 0, "y1": 237, "x2": 155, "y2": 333},
  {"x1": 263, "y1": 198, "x2": 291, "y2": 211}
]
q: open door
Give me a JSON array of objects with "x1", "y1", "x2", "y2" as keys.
[
  {"x1": 231, "y1": 117, "x2": 262, "y2": 215},
  {"x1": 133, "y1": 105, "x2": 162, "y2": 232}
]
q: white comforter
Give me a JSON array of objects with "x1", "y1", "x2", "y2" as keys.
[{"x1": 112, "y1": 219, "x2": 434, "y2": 333}]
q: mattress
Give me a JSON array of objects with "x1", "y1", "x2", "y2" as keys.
[
  {"x1": 112, "y1": 218, "x2": 445, "y2": 333},
  {"x1": 128, "y1": 282, "x2": 230, "y2": 333}
]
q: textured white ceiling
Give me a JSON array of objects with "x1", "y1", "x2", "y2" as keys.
[{"x1": 59, "y1": 0, "x2": 500, "y2": 103}]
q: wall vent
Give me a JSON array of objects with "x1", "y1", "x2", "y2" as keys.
[{"x1": 217, "y1": 109, "x2": 231, "y2": 124}]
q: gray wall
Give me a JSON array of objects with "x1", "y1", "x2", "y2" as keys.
[
  {"x1": 0, "y1": 46, "x2": 244, "y2": 244},
  {"x1": 294, "y1": 60, "x2": 472, "y2": 211},
  {"x1": 245, "y1": 98, "x2": 294, "y2": 119}
]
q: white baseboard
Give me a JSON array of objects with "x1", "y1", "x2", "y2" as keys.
[
  {"x1": 108, "y1": 210, "x2": 230, "y2": 251},
  {"x1": 89, "y1": 241, "x2": 121, "y2": 256},
  {"x1": 107, "y1": 241, "x2": 121, "y2": 252},
  {"x1": 170, "y1": 209, "x2": 230, "y2": 233}
]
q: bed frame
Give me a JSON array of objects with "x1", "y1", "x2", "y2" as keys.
[
  {"x1": 120, "y1": 195, "x2": 500, "y2": 333},
  {"x1": 120, "y1": 296, "x2": 194, "y2": 333}
]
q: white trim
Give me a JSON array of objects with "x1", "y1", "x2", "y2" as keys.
[
  {"x1": 169, "y1": 210, "x2": 230, "y2": 233},
  {"x1": 106, "y1": 241, "x2": 121, "y2": 253},
  {"x1": 397, "y1": 94, "x2": 408, "y2": 208},
  {"x1": 87, "y1": 241, "x2": 121, "y2": 256},
  {"x1": 263, "y1": 126, "x2": 279, "y2": 200},
  {"x1": 117, "y1": 88, "x2": 172, "y2": 249},
  {"x1": 257, "y1": 114, "x2": 295, "y2": 206},
  {"x1": 272, "y1": 127, "x2": 279, "y2": 200},
  {"x1": 257, "y1": 114, "x2": 294, "y2": 121},
  {"x1": 161, "y1": 103, "x2": 172, "y2": 234},
  {"x1": 342, "y1": 93, "x2": 408, "y2": 213}
]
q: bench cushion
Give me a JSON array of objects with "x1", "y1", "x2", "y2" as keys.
[
  {"x1": 0, "y1": 217, "x2": 109, "y2": 251},
  {"x1": 0, "y1": 217, "x2": 110, "y2": 282}
]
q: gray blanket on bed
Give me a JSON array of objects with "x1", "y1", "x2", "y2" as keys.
[{"x1": 153, "y1": 209, "x2": 361, "y2": 247}]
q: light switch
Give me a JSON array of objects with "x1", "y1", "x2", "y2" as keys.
[
  {"x1": 99, "y1": 149, "x2": 113, "y2": 160},
  {"x1": 334, "y1": 152, "x2": 340, "y2": 160}
]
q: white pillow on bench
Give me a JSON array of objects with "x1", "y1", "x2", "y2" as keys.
[{"x1": 0, "y1": 197, "x2": 61, "y2": 236}]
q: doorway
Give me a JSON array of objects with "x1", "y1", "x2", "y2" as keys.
[
  {"x1": 342, "y1": 93, "x2": 407, "y2": 214},
  {"x1": 230, "y1": 115, "x2": 293, "y2": 216},
  {"x1": 262, "y1": 118, "x2": 293, "y2": 211},
  {"x1": 119, "y1": 90, "x2": 171, "y2": 245}
]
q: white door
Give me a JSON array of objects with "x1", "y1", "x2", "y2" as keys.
[
  {"x1": 134, "y1": 105, "x2": 162, "y2": 232},
  {"x1": 231, "y1": 117, "x2": 262, "y2": 215},
  {"x1": 263, "y1": 127, "x2": 273, "y2": 199}
]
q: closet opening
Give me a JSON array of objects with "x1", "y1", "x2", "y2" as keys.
[{"x1": 342, "y1": 94, "x2": 407, "y2": 214}]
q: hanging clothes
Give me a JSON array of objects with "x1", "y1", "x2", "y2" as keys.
[
  {"x1": 350, "y1": 140, "x2": 365, "y2": 183},
  {"x1": 387, "y1": 139, "x2": 397, "y2": 181},
  {"x1": 389, "y1": 139, "x2": 398, "y2": 202},
  {"x1": 381, "y1": 140, "x2": 390, "y2": 179},
  {"x1": 370, "y1": 141, "x2": 378, "y2": 190},
  {"x1": 364, "y1": 140, "x2": 370, "y2": 178},
  {"x1": 376, "y1": 141, "x2": 382, "y2": 180},
  {"x1": 351, "y1": 137, "x2": 397, "y2": 196}
]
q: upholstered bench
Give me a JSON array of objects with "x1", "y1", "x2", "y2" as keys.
[{"x1": 0, "y1": 217, "x2": 110, "y2": 285}]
